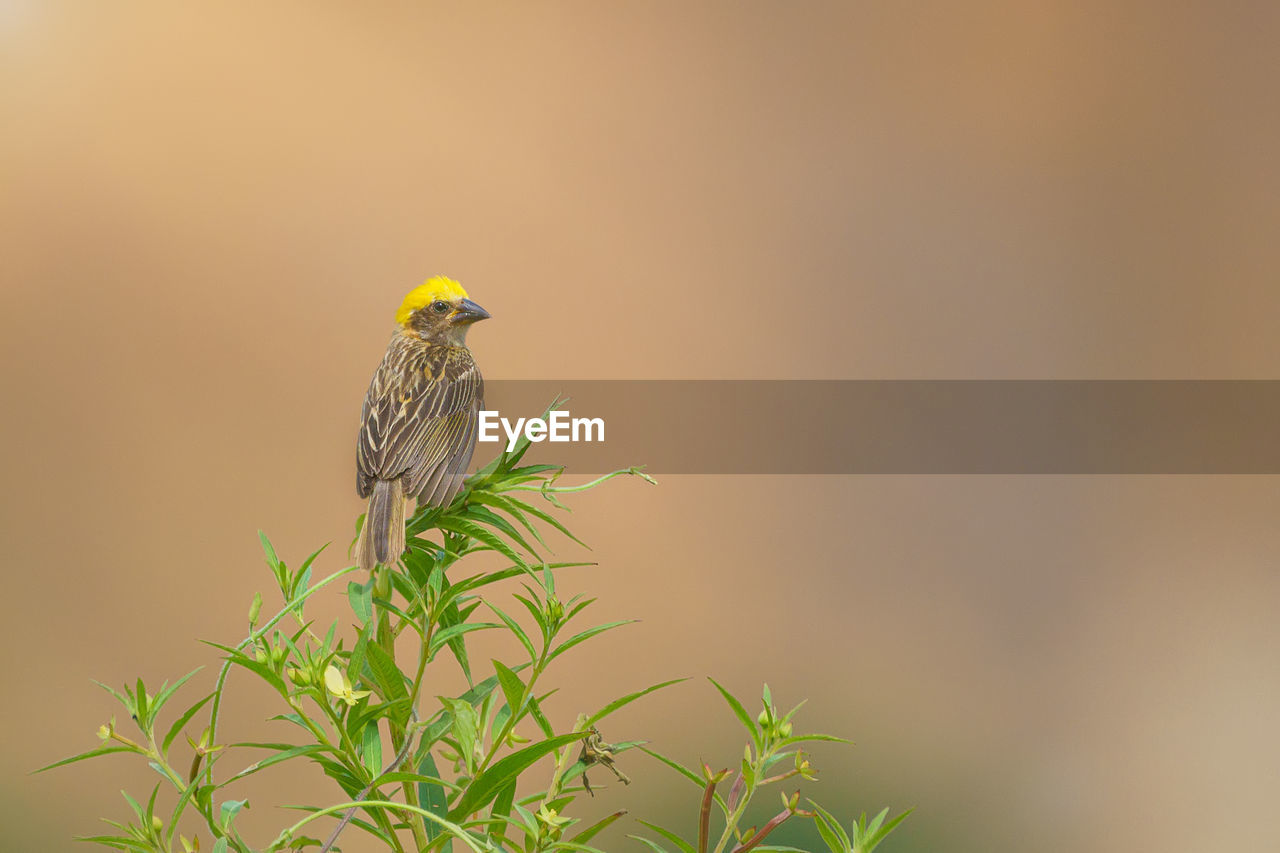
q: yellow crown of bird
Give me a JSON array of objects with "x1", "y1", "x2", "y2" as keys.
[{"x1": 396, "y1": 276, "x2": 469, "y2": 325}]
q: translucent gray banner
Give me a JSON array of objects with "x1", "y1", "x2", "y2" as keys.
[{"x1": 479, "y1": 381, "x2": 1280, "y2": 474}]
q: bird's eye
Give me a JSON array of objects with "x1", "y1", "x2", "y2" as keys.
[{"x1": 430, "y1": 300, "x2": 450, "y2": 315}]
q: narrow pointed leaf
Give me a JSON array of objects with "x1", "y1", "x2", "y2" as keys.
[
  {"x1": 586, "y1": 678, "x2": 686, "y2": 727},
  {"x1": 708, "y1": 678, "x2": 761, "y2": 749},
  {"x1": 162, "y1": 692, "x2": 214, "y2": 754},
  {"x1": 447, "y1": 731, "x2": 588, "y2": 821}
]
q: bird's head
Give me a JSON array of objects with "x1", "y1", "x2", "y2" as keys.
[{"x1": 396, "y1": 276, "x2": 490, "y2": 345}]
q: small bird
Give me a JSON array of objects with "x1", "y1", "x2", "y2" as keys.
[{"x1": 355, "y1": 277, "x2": 489, "y2": 571}]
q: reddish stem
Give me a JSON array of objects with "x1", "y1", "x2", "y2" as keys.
[
  {"x1": 730, "y1": 808, "x2": 792, "y2": 853},
  {"x1": 698, "y1": 776, "x2": 718, "y2": 853},
  {"x1": 725, "y1": 771, "x2": 745, "y2": 812}
]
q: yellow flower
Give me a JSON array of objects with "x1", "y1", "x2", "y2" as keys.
[{"x1": 324, "y1": 665, "x2": 371, "y2": 707}]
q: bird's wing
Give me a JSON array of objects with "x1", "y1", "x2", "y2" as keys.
[{"x1": 356, "y1": 343, "x2": 483, "y2": 504}]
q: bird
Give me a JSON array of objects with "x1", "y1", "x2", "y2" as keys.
[{"x1": 354, "y1": 276, "x2": 489, "y2": 571}]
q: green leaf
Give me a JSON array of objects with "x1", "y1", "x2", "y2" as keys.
[
  {"x1": 447, "y1": 731, "x2": 588, "y2": 821},
  {"x1": 467, "y1": 492, "x2": 550, "y2": 550},
  {"x1": 348, "y1": 579, "x2": 373, "y2": 624},
  {"x1": 119, "y1": 788, "x2": 145, "y2": 825},
  {"x1": 636, "y1": 820, "x2": 696, "y2": 853},
  {"x1": 278, "y1": 805, "x2": 399, "y2": 848},
  {"x1": 374, "y1": 770, "x2": 461, "y2": 791},
  {"x1": 485, "y1": 601, "x2": 537, "y2": 661},
  {"x1": 211, "y1": 839, "x2": 229, "y2": 853},
  {"x1": 563, "y1": 595, "x2": 597, "y2": 623},
  {"x1": 417, "y1": 750, "x2": 451, "y2": 845},
  {"x1": 134, "y1": 678, "x2": 149, "y2": 729},
  {"x1": 295, "y1": 543, "x2": 328, "y2": 593},
  {"x1": 259, "y1": 530, "x2": 281, "y2": 571},
  {"x1": 92, "y1": 680, "x2": 131, "y2": 708},
  {"x1": 148, "y1": 667, "x2": 203, "y2": 726},
  {"x1": 166, "y1": 771, "x2": 204, "y2": 841},
  {"x1": 777, "y1": 733, "x2": 854, "y2": 748},
  {"x1": 200, "y1": 641, "x2": 286, "y2": 692},
  {"x1": 492, "y1": 660, "x2": 526, "y2": 717},
  {"x1": 636, "y1": 746, "x2": 706, "y2": 790},
  {"x1": 347, "y1": 622, "x2": 372, "y2": 690},
  {"x1": 511, "y1": 591, "x2": 549, "y2": 639},
  {"x1": 73, "y1": 834, "x2": 147, "y2": 851},
  {"x1": 314, "y1": 755, "x2": 364, "y2": 798},
  {"x1": 364, "y1": 642, "x2": 409, "y2": 724},
  {"x1": 361, "y1": 721, "x2": 383, "y2": 775},
  {"x1": 439, "y1": 697, "x2": 480, "y2": 773},
  {"x1": 585, "y1": 678, "x2": 686, "y2": 727},
  {"x1": 429, "y1": 622, "x2": 502, "y2": 656},
  {"x1": 224, "y1": 744, "x2": 328, "y2": 783},
  {"x1": 571, "y1": 809, "x2": 628, "y2": 844},
  {"x1": 464, "y1": 504, "x2": 543, "y2": 559},
  {"x1": 861, "y1": 806, "x2": 914, "y2": 852},
  {"x1": 504, "y1": 493, "x2": 587, "y2": 548},
  {"x1": 436, "y1": 594, "x2": 475, "y2": 684},
  {"x1": 488, "y1": 778, "x2": 517, "y2": 847},
  {"x1": 419, "y1": 670, "x2": 514, "y2": 748},
  {"x1": 708, "y1": 678, "x2": 761, "y2": 750},
  {"x1": 808, "y1": 801, "x2": 851, "y2": 853},
  {"x1": 525, "y1": 692, "x2": 557, "y2": 740},
  {"x1": 438, "y1": 517, "x2": 529, "y2": 571},
  {"x1": 219, "y1": 798, "x2": 248, "y2": 829},
  {"x1": 162, "y1": 692, "x2": 213, "y2": 755},
  {"x1": 627, "y1": 835, "x2": 673, "y2": 853},
  {"x1": 35, "y1": 746, "x2": 138, "y2": 773},
  {"x1": 547, "y1": 620, "x2": 635, "y2": 663}
]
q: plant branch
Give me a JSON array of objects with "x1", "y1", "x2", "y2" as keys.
[{"x1": 318, "y1": 710, "x2": 423, "y2": 853}]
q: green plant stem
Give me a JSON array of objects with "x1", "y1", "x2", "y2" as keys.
[
  {"x1": 373, "y1": 571, "x2": 431, "y2": 853},
  {"x1": 474, "y1": 645, "x2": 550, "y2": 781},
  {"x1": 713, "y1": 785, "x2": 753, "y2": 853},
  {"x1": 281, "y1": 799, "x2": 484, "y2": 853},
  {"x1": 143, "y1": 731, "x2": 241, "y2": 853},
  {"x1": 202, "y1": 566, "x2": 360, "y2": 785},
  {"x1": 319, "y1": 712, "x2": 422, "y2": 853},
  {"x1": 508, "y1": 467, "x2": 654, "y2": 496},
  {"x1": 307, "y1": 697, "x2": 362, "y2": 771},
  {"x1": 408, "y1": 608, "x2": 434, "y2": 711}
]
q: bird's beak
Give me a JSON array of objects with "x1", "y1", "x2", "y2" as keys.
[{"x1": 452, "y1": 298, "x2": 490, "y2": 324}]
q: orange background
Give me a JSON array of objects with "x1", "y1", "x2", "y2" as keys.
[{"x1": 3, "y1": 3, "x2": 1279, "y2": 852}]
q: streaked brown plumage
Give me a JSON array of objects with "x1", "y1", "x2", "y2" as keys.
[{"x1": 355, "y1": 277, "x2": 488, "y2": 571}]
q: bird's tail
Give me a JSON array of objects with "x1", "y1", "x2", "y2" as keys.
[{"x1": 357, "y1": 479, "x2": 406, "y2": 571}]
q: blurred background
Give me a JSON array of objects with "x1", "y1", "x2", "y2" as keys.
[{"x1": 3, "y1": 2, "x2": 1279, "y2": 851}]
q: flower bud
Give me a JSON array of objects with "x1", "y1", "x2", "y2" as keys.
[
  {"x1": 247, "y1": 592, "x2": 263, "y2": 628},
  {"x1": 778, "y1": 721, "x2": 793, "y2": 737},
  {"x1": 151, "y1": 815, "x2": 163, "y2": 833}
]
